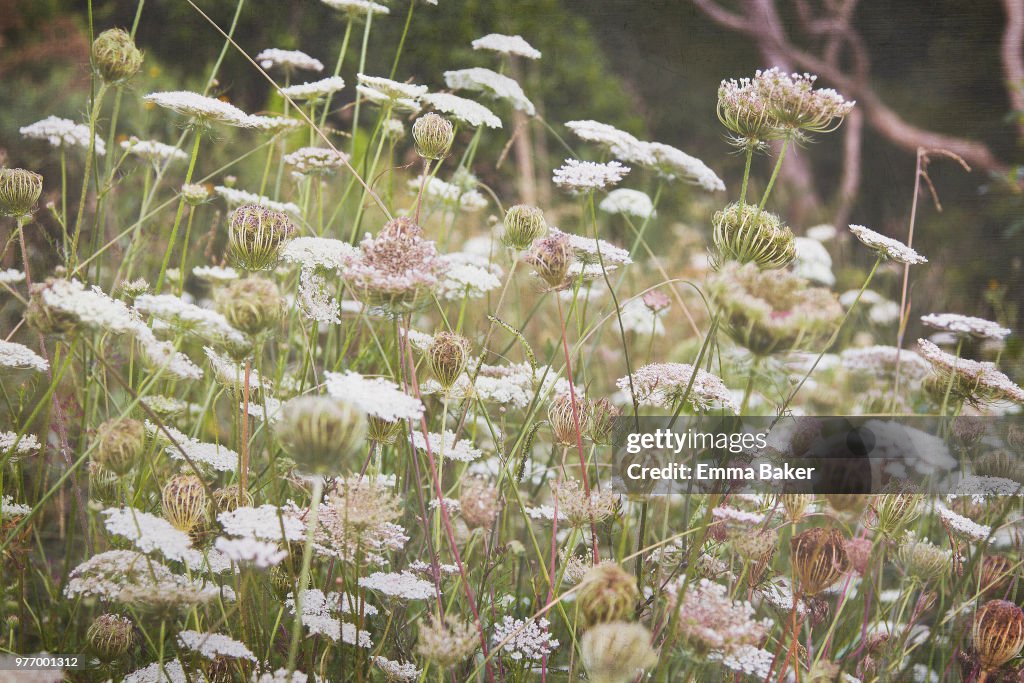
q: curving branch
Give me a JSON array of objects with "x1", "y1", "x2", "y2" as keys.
[{"x1": 693, "y1": 0, "x2": 1009, "y2": 176}]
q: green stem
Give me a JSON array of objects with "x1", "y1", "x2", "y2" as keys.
[
  {"x1": 155, "y1": 131, "x2": 202, "y2": 293},
  {"x1": 738, "y1": 142, "x2": 754, "y2": 208},
  {"x1": 69, "y1": 82, "x2": 109, "y2": 271},
  {"x1": 758, "y1": 137, "x2": 790, "y2": 211},
  {"x1": 287, "y1": 477, "x2": 323, "y2": 674}
]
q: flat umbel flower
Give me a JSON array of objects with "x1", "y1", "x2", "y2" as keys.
[
  {"x1": 279, "y1": 76, "x2": 346, "y2": 101},
  {"x1": 423, "y1": 92, "x2": 502, "y2": 129},
  {"x1": 549, "y1": 226, "x2": 632, "y2": 266},
  {"x1": 437, "y1": 256, "x2": 502, "y2": 300},
  {"x1": 120, "y1": 136, "x2": 187, "y2": 164},
  {"x1": 0, "y1": 431, "x2": 40, "y2": 462},
  {"x1": 552, "y1": 159, "x2": 630, "y2": 193},
  {"x1": 471, "y1": 33, "x2": 542, "y2": 59},
  {"x1": 283, "y1": 146, "x2": 348, "y2": 175},
  {"x1": 145, "y1": 421, "x2": 238, "y2": 472},
  {"x1": 491, "y1": 616, "x2": 559, "y2": 661},
  {"x1": 0, "y1": 340, "x2": 48, "y2": 374},
  {"x1": 918, "y1": 339, "x2": 1024, "y2": 405},
  {"x1": 324, "y1": 370, "x2": 424, "y2": 422},
  {"x1": 321, "y1": 0, "x2": 390, "y2": 16},
  {"x1": 415, "y1": 614, "x2": 479, "y2": 668},
  {"x1": 256, "y1": 48, "x2": 324, "y2": 73},
  {"x1": 671, "y1": 577, "x2": 772, "y2": 654},
  {"x1": 280, "y1": 236, "x2": 359, "y2": 271},
  {"x1": 848, "y1": 224, "x2": 927, "y2": 264},
  {"x1": 617, "y1": 362, "x2": 739, "y2": 413},
  {"x1": 371, "y1": 657, "x2": 419, "y2": 682},
  {"x1": 177, "y1": 630, "x2": 256, "y2": 662},
  {"x1": 20, "y1": 115, "x2": 107, "y2": 153},
  {"x1": 135, "y1": 293, "x2": 249, "y2": 352},
  {"x1": 410, "y1": 175, "x2": 488, "y2": 211},
  {"x1": 444, "y1": 67, "x2": 535, "y2": 115},
  {"x1": 213, "y1": 536, "x2": 286, "y2": 568},
  {"x1": 143, "y1": 91, "x2": 255, "y2": 127},
  {"x1": 102, "y1": 507, "x2": 194, "y2": 562},
  {"x1": 411, "y1": 429, "x2": 483, "y2": 462},
  {"x1": 218, "y1": 505, "x2": 306, "y2": 542},
  {"x1": 600, "y1": 188, "x2": 656, "y2": 219},
  {"x1": 358, "y1": 571, "x2": 434, "y2": 600},
  {"x1": 921, "y1": 313, "x2": 1011, "y2": 340},
  {"x1": 356, "y1": 73, "x2": 428, "y2": 101}
]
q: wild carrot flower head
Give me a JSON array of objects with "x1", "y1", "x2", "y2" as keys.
[
  {"x1": 423, "y1": 92, "x2": 502, "y2": 129},
  {"x1": 412, "y1": 112, "x2": 455, "y2": 160},
  {"x1": 673, "y1": 577, "x2": 772, "y2": 653},
  {"x1": 551, "y1": 478, "x2": 619, "y2": 527},
  {"x1": 228, "y1": 204, "x2": 296, "y2": 272},
  {"x1": 279, "y1": 76, "x2": 346, "y2": 101},
  {"x1": 215, "y1": 276, "x2": 283, "y2": 336},
  {"x1": 548, "y1": 392, "x2": 593, "y2": 447},
  {"x1": 492, "y1": 616, "x2": 559, "y2": 661},
  {"x1": 256, "y1": 48, "x2": 324, "y2": 73},
  {"x1": 87, "y1": 614, "x2": 135, "y2": 662},
  {"x1": 921, "y1": 313, "x2": 1011, "y2": 341},
  {"x1": 346, "y1": 217, "x2": 442, "y2": 312},
  {"x1": 552, "y1": 159, "x2": 630, "y2": 194},
  {"x1": 161, "y1": 474, "x2": 208, "y2": 534},
  {"x1": 20, "y1": 116, "x2": 105, "y2": 153},
  {"x1": 618, "y1": 363, "x2": 738, "y2": 413},
  {"x1": 848, "y1": 224, "x2": 927, "y2": 264},
  {"x1": 444, "y1": 67, "x2": 535, "y2": 115},
  {"x1": 143, "y1": 91, "x2": 254, "y2": 128},
  {"x1": 415, "y1": 613, "x2": 478, "y2": 667},
  {"x1": 896, "y1": 533, "x2": 951, "y2": 583},
  {"x1": 711, "y1": 202, "x2": 796, "y2": 270},
  {"x1": 0, "y1": 168, "x2": 43, "y2": 217},
  {"x1": 471, "y1": 33, "x2": 542, "y2": 60},
  {"x1": 93, "y1": 417, "x2": 146, "y2": 476},
  {"x1": 524, "y1": 232, "x2": 574, "y2": 289},
  {"x1": 577, "y1": 562, "x2": 639, "y2": 627},
  {"x1": 918, "y1": 339, "x2": 1024, "y2": 405},
  {"x1": 276, "y1": 396, "x2": 367, "y2": 473},
  {"x1": 708, "y1": 263, "x2": 842, "y2": 356},
  {"x1": 283, "y1": 146, "x2": 348, "y2": 176}
]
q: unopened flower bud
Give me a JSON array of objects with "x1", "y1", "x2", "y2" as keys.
[
  {"x1": 501, "y1": 204, "x2": 547, "y2": 250},
  {"x1": 92, "y1": 417, "x2": 146, "y2": 476},
  {"x1": 228, "y1": 204, "x2": 295, "y2": 271},
  {"x1": 87, "y1": 613, "x2": 135, "y2": 662},
  {"x1": 276, "y1": 396, "x2": 367, "y2": 474},
  {"x1": 0, "y1": 168, "x2": 43, "y2": 217},
  {"x1": 181, "y1": 183, "x2": 210, "y2": 207},
  {"x1": 525, "y1": 234, "x2": 573, "y2": 289},
  {"x1": 576, "y1": 562, "x2": 639, "y2": 628},
  {"x1": 161, "y1": 474, "x2": 208, "y2": 533},
  {"x1": 426, "y1": 332, "x2": 471, "y2": 391},
  {"x1": 215, "y1": 276, "x2": 283, "y2": 336},
  {"x1": 92, "y1": 28, "x2": 143, "y2": 84},
  {"x1": 580, "y1": 621, "x2": 658, "y2": 683},
  {"x1": 412, "y1": 113, "x2": 454, "y2": 160}
]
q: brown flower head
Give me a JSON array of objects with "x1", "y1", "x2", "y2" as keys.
[
  {"x1": 973, "y1": 599, "x2": 1024, "y2": 672},
  {"x1": 791, "y1": 527, "x2": 848, "y2": 596}
]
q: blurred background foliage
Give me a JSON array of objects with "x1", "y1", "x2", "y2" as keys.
[{"x1": 0, "y1": 0, "x2": 1020, "y2": 366}]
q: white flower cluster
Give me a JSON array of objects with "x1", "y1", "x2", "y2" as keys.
[
  {"x1": 297, "y1": 268, "x2": 342, "y2": 325},
  {"x1": 491, "y1": 616, "x2": 559, "y2": 661},
  {"x1": 949, "y1": 475, "x2": 1024, "y2": 503},
  {"x1": 144, "y1": 91, "x2": 255, "y2": 127},
  {"x1": 710, "y1": 645, "x2": 776, "y2": 679},
  {"x1": 849, "y1": 224, "x2": 927, "y2": 265},
  {"x1": 549, "y1": 226, "x2": 632, "y2": 266},
  {"x1": 921, "y1": 313, "x2": 1010, "y2": 340},
  {"x1": 599, "y1": 188, "x2": 656, "y2": 219},
  {"x1": 135, "y1": 294, "x2": 248, "y2": 349},
  {"x1": 324, "y1": 370, "x2": 425, "y2": 421},
  {"x1": 473, "y1": 363, "x2": 570, "y2": 409},
  {"x1": 618, "y1": 363, "x2": 739, "y2": 413},
  {"x1": 145, "y1": 422, "x2": 238, "y2": 472},
  {"x1": 102, "y1": 507, "x2": 195, "y2": 562},
  {"x1": 120, "y1": 137, "x2": 188, "y2": 163},
  {"x1": 712, "y1": 505, "x2": 766, "y2": 524},
  {"x1": 177, "y1": 630, "x2": 256, "y2": 662},
  {"x1": 840, "y1": 345, "x2": 931, "y2": 381},
  {"x1": 213, "y1": 536, "x2": 287, "y2": 568},
  {"x1": 1, "y1": 495, "x2": 32, "y2": 517},
  {"x1": 214, "y1": 186, "x2": 302, "y2": 216},
  {"x1": 410, "y1": 175, "x2": 488, "y2": 211},
  {"x1": 321, "y1": 0, "x2": 390, "y2": 15},
  {"x1": 218, "y1": 505, "x2": 306, "y2": 542},
  {"x1": 280, "y1": 76, "x2": 346, "y2": 100},
  {"x1": 565, "y1": 119, "x2": 725, "y2": 191},
  {"x1": 284, "y1": 146, "x2": 349, "y2": 174},
  {"x1": 371, "y1": 657, "x2": 420, "y2": 681},
  {"x1": 357, "y1": 74, "x2": 428, "y2": 112},
  {"x1": 437, "y1": 255, "x2": 502, "y2": 300},
  {"x1": 935, "y1": 502, "x2": 990, "y2": 541},
  {"x1": 444, "y1": 67, "x2": 535, "y2": 115},
  {"x1": 411, "y1": 429, "x2": 484, "y2": 462},
  {"x1": 471, "y1": 33, "x2": 542, "y2": 59},
  {"x1": 20, "y1": 115, "x2": 106, "y2": 153},
  {"x1": 256, "y1": 48, "x2": 324, "y2": 72},
  {"x1": 552, "y1": 159, "x2": 630, "y2": 193},
  {"x1": 793, "y1": 236, "x2": 835, "y2": 286},
  {"x1": 0, "y1": 340, "x2": 49, "y2": 373},
  {"x1": 619, "y1": 298, "x2": 666, "y2": 336},
  {"x1": 281, "y1": 236, "x2": 360, "y2": 272},
  {"x1": 423, "y1": 92, "x2": 502, "y2": 129},
  {"x1": 358, "y1": 571, "x2": 435, "y2": 600},
  {"x1": 124, "y1": 660, "x2": 189, "y2": 683},
  {"x1": 0, "y1": 268, "x2": 25, "y2": 283}
]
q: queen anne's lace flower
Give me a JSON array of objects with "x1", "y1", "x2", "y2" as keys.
[
  {"x1": 918, "y1": 339, "x2": 1024, "y2": 404},
  {"x1": 121, "y1": 137, "x2": 187, "y2": 163},
  {"x1": 552, "y1": 159, "x2": 630, "y2": 193},
  {"x1": 281, "y1": 237, "x2": 359, "y2": 272},
  {"x1": 492, "y1": 616, "x2": 559, "y2": 661},
  {"x1": 0, "y1": 340, "x2": 48, "y2": 373},
  {"x1": 357, "y1": 74, "x2": 428, "y2": 101},
  {"x1": 123, "y1": 660, "x2": 189, "y2": 683},
  {"x1": 177, "y1": 630, "x2": 256, "y2": 661},
  {"x1": 324, "y1": 371, "x2": 425, "y2": 421},
  {"x1": 135, "y1": 294, "x2": 248, "y2": 350},
  {"x1": 213, "y1": 536, "x2": 287, "y2": 568},
  {"x1": 423, "y1": 92, "x2": 502, "y2": 129},
  {"x1": 321, "y1": 0, "x2": 390, "y2": 15},
  {"x1": 921, "y1": 313, "x2": 1011, "y2": 340},
  {"x1": 411, "y1": 430, "x2": 484, "y2": 462},
  {"x1": 193, "y1": 265, "x2": 239, "y2": 282},
  {"x1": 444, "y1": 67, "x2": 535, "y2": 115},
  {"x1": 438, "y1": 258, "x2": 501, "y2": 300},
  {"x1": 840, "y1": 345, "x2": 931, "y2": 381},
  {"x1": 371, "y1": 657, "x2": 420, "y2": 681},
  {"x1": 102, "y1": 507, "x2": 195, "y2": 562},
  {"x1": 145, "y1": 422, "x2": 238, "y2": 472},
  {"x1": 549, "y1": 226, "x2": 632, "y2": 265},
  {"x1": 218, "y1": 505, "x2": 306, "y2": 542},
  {"x1": 1, "y1": 495, "x2": 32, "y2": 517},
  {"x1": 471, "y1": 33, "x2": 542, "y2": 59},
  {"x1": 599, "y1": 188, "x2": 656, "y2": 219},
  {"x1": 280, "y1": 76, "x2": 346, "y2": 101},
  {"x1": 0, "y1": 268, "x2": 25, "y2": 283},
  {"x1": 358, "y1": 571, "x2": 435, "y2": 600},
  {"x1": 284, "y1": 146, "x2": 349, "y2": 174},
  {"x1": 410, "y1": 175, "x2": 487, "y2": 211},
  {"x1": 214, "y1": 186, "x2": 301, "y2": 217},
  {"x1": 144, "y1": 91, "x2": 254, "y2": 127},
  {"x1": 936, "y1": 502, "x2": 991, "y2": 541},
  {"x1": 20, "y1": 116, "x2": 106, "y2": 153},
  {"x1": 618, "y1": 363, "x2": 739, "y2": 413},
  {"x1": 849, "y1": 224, "x2": 927, "y2": 264},
  {"x1": 256, "y1": 48, "x2": 324, "y2": 72}
]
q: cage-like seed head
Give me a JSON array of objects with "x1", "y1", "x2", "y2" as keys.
[
  {"x1": 778, "y1": 494, "x2": 814, "y2": 523},
  {"x1": 228, "y1": 204, "x2": 295, "y2": 271},
  {"x1": 0, "y1": 168, "x2": 43, "y2": 217},
  {"x1": 580, "y1": 621, "x2": 658, "y2": 683},
  {"x1": 426, "y1": 332, "x2": 471, "y2": 390},
  {"x1": 731, "y1": 528, "x2": 777, "y2": 587},
  {"x1": 212, "y1": 484, "x2": 255, "y2": 514},
  {"x1": 576, "y1": 562, "x2": 640, "y2": 628},
  {"x1": 548, "y1": 393, "x2": 592, "y2": 447},
  {"x1": 525, "y1": 234, "x2": 574, "y2": 289},
  {"x1": 93, "y1": 417, "x2": 146, "y2": 476},
  {"x1": 459, "y1": 476, "x2": 500, "y2": 530},
  {"x1": 711, "y1": 202, "x2": 796, "y2": 270},
  {"x1": 161, "y1": 474, "x2": 208, "y2": 533},
  {"x1": 412, "y1": 113, "x2": 455, "y2": 160},
  {"x1": 215, "y1": 276, "x2": 283, "y2": 336},
  {"x1": 588, "y1": 398, "x2": 621, "y2": 446},
  {"x1": 868, "y1": 483, "x2": 922, "y2": 537},
  {"x1": 501, "y1": 204, "x2": 548, "y2": 250},
  {"x1": 367, "y1": 416, "x2": 403, "y2": 445},
  {"x1": 791, "y1": 527, "x2": 849, "y2": 596},
  {"x1": 978, "y1": 555, "x2": 1016, "y2": 597},
  {"x1": 87, "y1": 613, "x2": 135, "y2": 662},
  {"x1": 92, "y1": 28, "x2": 143, "y2": 84},
  {"x1": 973, "y1": 599, "x2": 1024, "y2": 671},
  {"x1": 276, "y1": 396, "x2": 367, "y2": 474}
]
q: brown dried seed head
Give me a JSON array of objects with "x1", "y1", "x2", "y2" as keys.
[
  {"x1": 791, "y1": 527, "x2": 849, "y2": 596},
  {"x1": 973, "y1": 599, "x2": 1024, "y2": 671}
]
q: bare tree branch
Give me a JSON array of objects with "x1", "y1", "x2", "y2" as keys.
[{"x1": 1002, "y1": 0, "x2": 1024, "y2": 142}]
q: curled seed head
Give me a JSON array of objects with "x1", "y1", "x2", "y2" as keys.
[
  {"x1": 92, "y1": 418, "x2": 146, "y2": 476},
  {"x1": 161, "y1": 474, "x2": 208, "y2": 533},
  {"x1": 580, "y1": 621, "x2": 658, "y2": 683},
  {"x1": 87, "y1": 613, "x2": 135, "y2": 662},
  {"x1": 791, "y1": 527, "x2": 849, "y2": 596},
  {"x1": 588, "y1": 398, "x2": 621, "y2": 446},
  {"x1": 973, "y1": 599, "x2": 1024, "y2": 671},
  {"x1": 276, "y1": 396, "x2": 367, "y2": 474},
  {"x1": 0, "y1": 168, "x2": 42, "y2": 218},
  {"x1": 548, "y1": 393, "x2": 592, "y2": 447},
  {"x1": 576, "y1": 562, "x2": 640, "y2": 628},
  {"x1": 92, "y1": 28, "x2": 143, "y2": 84},
  {"x1": 711, "y1": 202, "x2": 796, "y2": 270},
  {"x1": 525, "y1": 233, "x2": 574, "y2": 289},
  {"x1": 212, "y1": 484, "x2": 255, "y2": 514},
  {"x1": 501, "y1": 204, "x2": 548, "y2": 250},
  {"x1": 426, "y1": 332, "x2": 471, "y2": 391},
  {"x1": 412, "y1": 113, "x2": 455, "y2": 160},
  {"x1": 228, "y1": 204, "x2": 295, "y2": 271},
  {"x1": 215, "y1": 275, "x2": 283, "y2": 336}
]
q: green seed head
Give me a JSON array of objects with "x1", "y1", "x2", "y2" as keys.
[
  {"x1": 412, "y1": 113, "x2": 455, "y2": 160},
  {"x1": 228, "y1": 204, "x2": 295, "y2": 271},
  {"x1": 93, "y1": 418, "x2": 146, "y2": 476},
  {"x1": 276, "y1": 396, "x2": 367, "y2": 474},
  {"x1": 501, "y1": 204, "x2": 547, "y2": 250},
  {"x1": 87, "y1": 613, "x2": 135, "y2": 662},
  {"x1": 92, "y1": 28, "x2": 144, "y2": 84},
  {"x1": 0, "y1": 168, "x2": 43, "y2": 217},
  {"x1": 216, "y1": 276, "x2": 283, "y2": 336},
  {"x1": 711, "y1": 202, "x2": 796, "y2": 270}
]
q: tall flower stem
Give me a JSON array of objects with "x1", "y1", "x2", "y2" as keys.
[
  {"x1": 318, "y1": 17, "x2": 353, "y2": 130},
  {"x1": 286, "y1": 477, "x2": 323, "y2": 674},
  {"x1": 155, "y1": 131, "x2": 202, "y2": 293},
  {"x1": 738, "y1": 142, "x2": 755, "y2": 208},
  {"x1": 776, "y1": 255, "x2": 882, "y2": 422},
  {"x1": 239, "y1": 359, "x2": 252, "y2": 494},
  {"x1": 939, "y1": 337, "x2": 965, "y2": 417},
  {"x1": 740, "y1": 356, "x2": 762, "y2": 414},
  {"x1": 349, "y1": 12, "x2": 375, "y2": 156},
  {"x1": 757, "y1": 137, "x2": 790, "y2": 211},
  {"x1": 69, "y1": 82, "x2": 109, "y2": 271}
]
